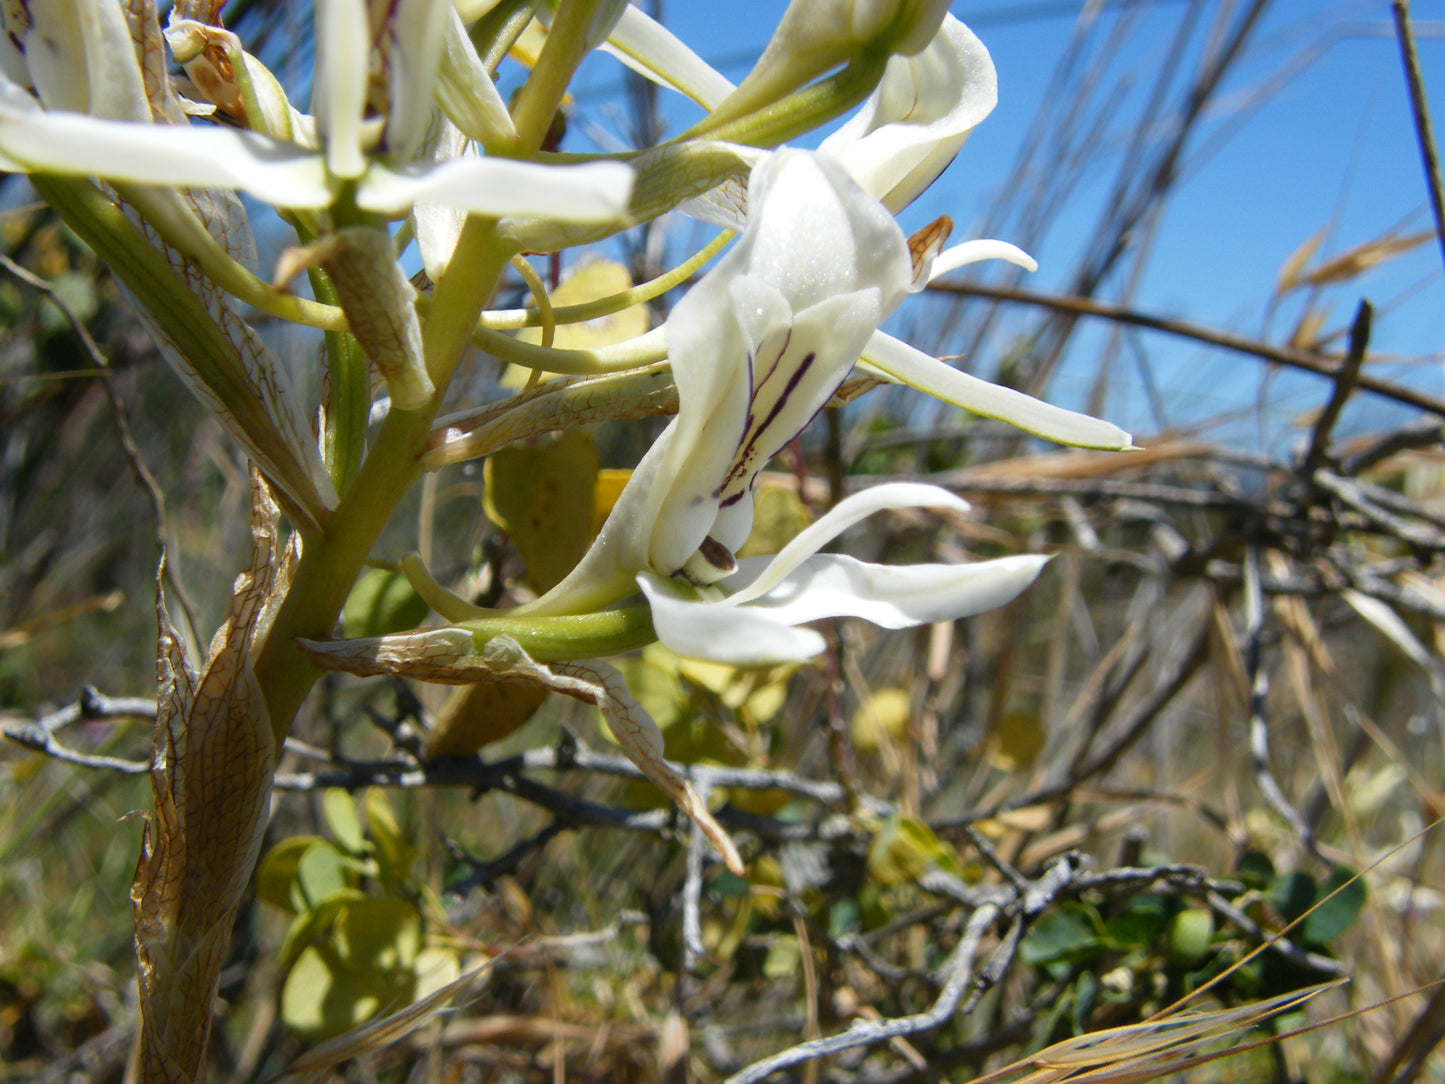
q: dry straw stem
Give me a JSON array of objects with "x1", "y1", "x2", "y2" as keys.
[{"x1": 1391, "y1": 0, "x2": 1445, "y2": 272}]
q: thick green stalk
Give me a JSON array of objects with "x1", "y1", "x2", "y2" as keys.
[
  {"x1": 251, "y1": 225, "x2": 515, "y2": 742},
  {"x1": 252, "y1": 2, "x2": 603, "y2": 744}
]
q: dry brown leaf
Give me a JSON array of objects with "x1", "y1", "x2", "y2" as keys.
[{"x1": 132, "y1": 471, "x2": 295, "y2": 1083}]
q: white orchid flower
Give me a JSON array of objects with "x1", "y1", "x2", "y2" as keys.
[
  {"x1": 487, "y1": 150, "x2": 1044, "y2": 663},
  {"x1": 527, "y1": 149, "x2": 918, "y2": 613},
  {"x1": 0, "y1": 0, "x2": 633, "y2": 222}
]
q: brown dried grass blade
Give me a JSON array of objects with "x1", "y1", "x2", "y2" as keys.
[
  {"x1": 1295, "y1": 231, "x2": 1433, "y2": 288},
  {"x1": 972, "y1": 984, "x2": 1338, "y2": 1084}
]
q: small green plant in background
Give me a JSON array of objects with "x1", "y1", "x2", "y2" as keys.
[{"x1": 257, "y1": 788, "x2": 461, "y2": 1040}]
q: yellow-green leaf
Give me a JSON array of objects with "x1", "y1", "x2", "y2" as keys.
[
  {"x1": 295, "y1": 839, "x2": 354, "y2": 911},
  {"x1": 333, "y1": 898, "x2": 422, "y2": 972},
  {"x1": 483, "y1": 429, "x2": 599, "y2": 594},
  {"x1": 425, "y1": 681, "x2": 550, "y2": 757},
  {"x1": 985, "y1": 712, "x2": 1047, "y2": 771},
  {"x1": 323, "y1": 788, "x2": 367, "y2": 856},
  {"x1": 363, "y1": 787, "x2": 412, "y2": 885},
  {"x1": 256, "y1": 835, "x2": 329, "y2": 914},
  {"x1": 851, "y1": 688, "x2": 911, "y2": 754},
  {"x1": 737, "y1": 482, "x2": 812, "y2": 558},
  {"x1": 281, "y1": 944, "x2": 400, "y2": 1039},
  {"x1": 515, "y1": 259, "x2": 650, "y2": 352},
  {"x1": 867, "y1": 815, "x2": 952, "y2": 886}
]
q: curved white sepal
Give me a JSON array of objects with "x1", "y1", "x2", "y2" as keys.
[
  {"x1": 929, "y1": 239, "x2": 1036, "y2": 278},
  {"x1": 728, "y1": 482, "x2": 969, "y2": 606},
  {"x1": 863, "y1": 331, "x2": 1135, "y2": 450},
  {"x1": 735, "y1": 552, "x2": 1050, "y2": 628}
]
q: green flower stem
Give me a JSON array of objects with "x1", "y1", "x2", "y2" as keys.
[
  {"x1": 252, "y1": 221, "x2": 518, "y2": 742},
  {"x1": 111, "y1": 182, "x2": 348, "y2": 332},
  {"x1": 480, "y1": 230, "x2": 731, "y2": 331},
  {"x1": 468, "y1": 320, "x2": 668, "y2": 374},
  {"x1": 681, "y1": 53, "x2": 890, "y2": 149},
  {"x1": 308, "y1": 266, "x2": 368, "y2": 496},
  {"x1": 505, "y1": 0, "x2": 612, "y2": 157},
  {"x1": 460, "y1": 603, "x2": 658, "y2": 663}
]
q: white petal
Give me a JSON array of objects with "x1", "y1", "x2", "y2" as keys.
[
  {"x1": 436, "y1": 7, "x2": 516, "y2": 146},
  {"x1": 26, "y1": 0, "x2": 150, "y2": 120},
  {"x1": 313, "y1": 0, "x2": 370, "y2": 178},
  {"x1": 863, "y1": 331, "x2": 1135, "y2": 450},
  {"x1": 819, "y1": 17, "x2": 995, "y2": 211},
  {"x1": 0, "y1": 96, "x2": 336, "y2": 204},
  {"x1": 603, "y1": 5, "x2": 736, "y2": 109},
  {"x1": 409, "y1": 121, "x2": 471, "y2": 279},
  {"x1": 728, "y1": 482, "x2": 970, "y2": 606},
  {"x1": 639, "y1": 573, "x2": 826, "y2": 664},
  {"x1": 384, "y1": 0, "x2": 452, "y2": 161},
  {"x1": 733, "y1": 552, "x2": 1049, "y2": 628},
  {"x1": 356, "y1": 157, "x2": 634, "y2": 219},
  {"x1": 929, "y1": 239, "x2": 1036, "y2": 278}
]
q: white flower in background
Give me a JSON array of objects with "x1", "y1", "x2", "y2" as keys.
[{"x1": 0, "y1": 0, "x2": 633, "y2": 222}]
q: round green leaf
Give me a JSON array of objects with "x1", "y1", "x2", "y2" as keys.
[
  {"x1": 341, "y1": 568, "x2": 430, "y2": 639},
  {"x1": 256, "y1": 835, "x2": 329, "y2": 914},
  {"x1": 1303, "y1": 865, "x2": 1367, "y2": 945}
]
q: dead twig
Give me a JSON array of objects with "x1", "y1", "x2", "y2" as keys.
[{"x1": 927, "y1": 280, "x2": 1445, "y2": 419}]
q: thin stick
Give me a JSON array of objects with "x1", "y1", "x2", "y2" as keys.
[
  {"x1": 1393, "y1": 0, "x2": 1445, "y2": 272},
  {"x1": 927, "y1": 280, "x2": 1445, "y2": 419},
  {"x1": 1303, "y1": 299, "x2": 1372, "y2": 473},
  {"x1": 1243, "y1": 545, "x2": 1319, "y2": 858}
]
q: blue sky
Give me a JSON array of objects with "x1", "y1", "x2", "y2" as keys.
[{"x1": 566, "y1": 1, "x2": 1444, "y2": 448}]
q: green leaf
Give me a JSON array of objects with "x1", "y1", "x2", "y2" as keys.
[
  {"x1": 322, "y1": 788, "x2": 367, "y2": 856},
  {"x1": 280, "y1": 943, "x2": 401, "y2": 1039},
  {"x1": 851, "y1": 688, "x2": 910, "y2": 754},
  {"x1": 332, "y1": 898, "x2": 422, "y2": 971},
  {"x1": 762, "y1": 935, "x2": 802, "y2": 980},
  {"x1": 341, "y1": 568, "x2": 431, "y2": 639},
  {"x1": 256, "y1": 835, "x2": 329, "y2": 914},
  {"x1": 866, "y1": 815, "x2": 952, "y2": 886},
  {"x1": 363, "y1": 787, "x2": 412, "y2": 887},
  {"x1": 1020, "y1": 905, "x2": 1105, "y2": 968},
  {"x1": 1268, "y1": 871, "x2": 1317, "y2": 927},
  {"x1": 1235, "y1": 850, "x2": 1276, "y2": 889},
  {"x1": 736, "y1": 483, "x2": 812, "y2": 559},
  {"x1": 294, "y1": 839, "x2": 354, "y2": 911},
  {"x1": 1302, "y1": 865, "x2": 1367, "y2": 945},
  {"x1": 1104, "y1": 892, "x2": 1169, "y2": 948}
]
